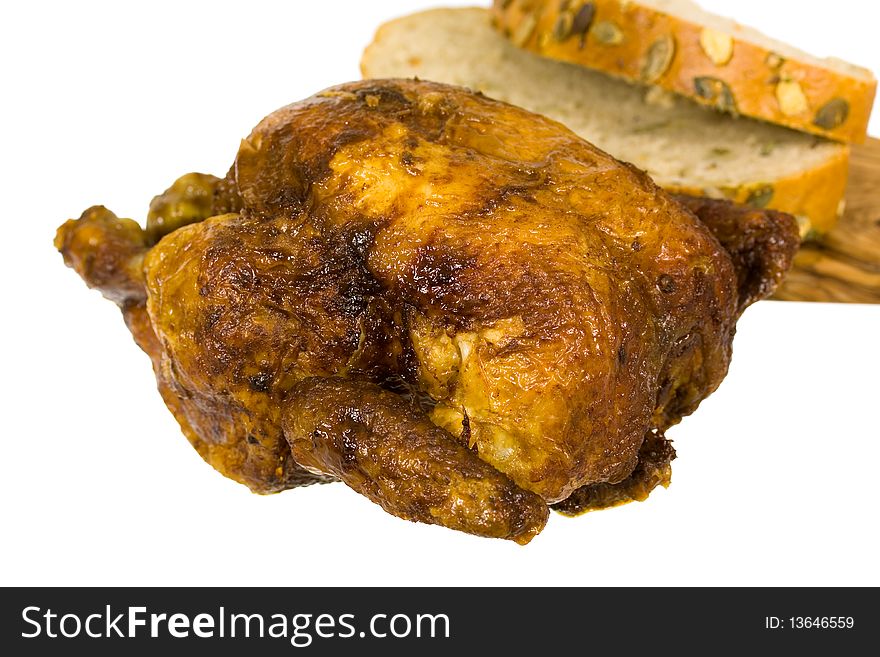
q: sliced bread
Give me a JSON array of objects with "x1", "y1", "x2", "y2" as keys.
[
  {"x1": 492, "y1": 0, "x2": 876, "y2": 144},
  {"x1": 361, "y1": 7, "x2": 849, "y2": 237}
]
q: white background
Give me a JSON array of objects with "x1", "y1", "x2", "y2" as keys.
[{"x1": 1, "y1": 1, "x2": 878, "y2": 586}]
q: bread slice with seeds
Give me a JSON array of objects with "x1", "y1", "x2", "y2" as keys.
[
  {"x1": 361, "y1": 7, "x2": 849, "y2": 237},
  {"x1": 492, "y1": 0, "x2": 876, "y2": 144}
]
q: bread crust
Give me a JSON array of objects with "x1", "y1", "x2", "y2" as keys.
[
  {"x1": 667, "y1": 144, "x2": 850, "y2": 237},
  {"x1": 492, "y1": 0, "x2": 876, "y2": 144}
]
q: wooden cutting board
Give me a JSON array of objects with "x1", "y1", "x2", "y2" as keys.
[{"x1": 775, "y1": 137, "x2": 880, "y2": 303}]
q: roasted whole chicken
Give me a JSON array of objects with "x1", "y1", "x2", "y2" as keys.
[{"x1": 56, "y1": 80, "x2": 798, "y2": 543}]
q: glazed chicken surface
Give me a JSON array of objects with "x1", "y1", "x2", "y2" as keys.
[{"x1": 56, "y1": 79, "x2": 798, "y2": 543}]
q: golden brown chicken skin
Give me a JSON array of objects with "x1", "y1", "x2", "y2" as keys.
[{"x1": 56, "y1": 79, "x2": 798, "y2": 543}]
